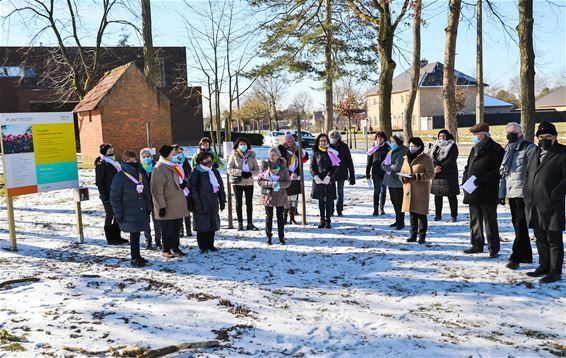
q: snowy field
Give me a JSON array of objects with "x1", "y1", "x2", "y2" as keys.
[{"x1": 0, "y1": 147, "x2": 565, "y2": 357}]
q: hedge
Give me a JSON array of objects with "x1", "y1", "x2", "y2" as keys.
[{"x1": 203, "y1": 131, "x2": 265, "y2": 146}]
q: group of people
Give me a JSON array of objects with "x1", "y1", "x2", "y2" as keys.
[{"x1": 95, "y1": 121, "x2": 565, "y2": 284}]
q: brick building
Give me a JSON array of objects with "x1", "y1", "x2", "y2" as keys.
[
  {"x1": 0, "y1": 46, "x2": 203, "y2": 148},
  {"x1": 74, "y1": 62, "x2": 172, "y2": 165}
]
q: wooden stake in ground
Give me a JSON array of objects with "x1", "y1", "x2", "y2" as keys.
[{"x1": 297, "y1": 115, "x2": 307, "y2": 226}]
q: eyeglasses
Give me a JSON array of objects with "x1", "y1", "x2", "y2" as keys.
[{"x1": 202, "y1": 159, "x2": 212, "y2": 164}]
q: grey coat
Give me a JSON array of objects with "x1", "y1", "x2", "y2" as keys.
[
  {"x1": 499, "y1": 138, "x2": 536, "y2": 199},
  {"x1": 190, "y1": 167, "x2": 226, "y2": 232},
  {"x1": 110, "y1": 163, "x2": 152, "y2": 233},
  {"x1": 381, "y1": 145, "x2": 407, "y2": 188}
]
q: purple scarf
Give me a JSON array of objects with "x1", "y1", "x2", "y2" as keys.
[
  {"x1": 326, "y1": 146, "x2": 341, "y2": 167},
  {"x1": 384, "y1": 150, "x2": 393, "y2": 175}
]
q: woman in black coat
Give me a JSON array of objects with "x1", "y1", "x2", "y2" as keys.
[
  {"x1": 366, "y1": 131, "x2": 390, "y2": 216},
  {"x1": 173, "y1": 145, "x2": 193, "y2": 238},
  {"x1": 110, "y1": 151, "x2": 152, "y2": 267},
  {"x1": 189, "y1": 151, "x2": 226, "y2": 253},
  {"x1": 311, "y1": 133, "x2": 340, "y2": 229},
  {"x1": 278, "y1": 133, "x2": 309, "y2": 224},
  {"x1": 429, "y1": 129, "x2": 460, "y2": 222}
]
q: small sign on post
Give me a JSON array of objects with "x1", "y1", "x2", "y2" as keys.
[
  {"x1": 222, "y1": 141, "x2": 234, "y2": 229},
  {"x1": 73, "y1": 187, "x2": 89, "y2": 244}
]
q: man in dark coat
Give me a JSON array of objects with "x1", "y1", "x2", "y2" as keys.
[
  {"x1": 366, "y1": 131, "x2": 390, "y2": 216},
  {"x1": 523, "y1": 121, "x2": 566, "y2": 283},
  {"x1": 329, "y1": 130, "x2": 355, "y2": 216},
  {"x1": 462, "y1": 123, "x2": 505, "y2": 257},
  {"x1": 95, "y1": 143, "x2": 127, "y2": 245},
  {"x1": 430, "y1": 129, "x2": 460, "y2": 222}
]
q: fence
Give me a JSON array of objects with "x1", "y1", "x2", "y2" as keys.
[{"x1": 432, "y1": 111, "x2": 566, "y2": 129}]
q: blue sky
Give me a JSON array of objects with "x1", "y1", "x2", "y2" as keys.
[{"x1": 1, "y1": 0, "x2": 564, "y2": 111}]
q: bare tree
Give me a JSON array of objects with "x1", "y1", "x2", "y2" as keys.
[
  {"x1": 517, "y1": 0, "x2": 535, "y2": 141},
  {"x1": 291, "y1": 91, "x2": 314, "y2": 128},
  {"x1": 141, "y1": 0, "x2": 162, "y2": 85},
  {"x1": 2, "y1": 0, "x2": 139, "y2": 100},
  {"x1": 335, "y1": 78, "x2": 364, "y2": 147},
  {"x1": 347, "y1": 0, "x2": 411, "y2": 136},
  {"x1": 443, "y1": 0, "x2": 462, "y2": 141},
  {"x1": 253, "y1": 74, "x2": 287, "y2": 131},
  {"x1": 403, "y1": 0, "x2": 422, "y2": 142}
]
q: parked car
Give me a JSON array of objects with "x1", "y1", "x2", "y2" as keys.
[
  {"x1": 287, "y1": 130, "x2": 316, "y2": 148},
  {"x1": 263, "y1": 131, "x2": 286, "y2": 147}
]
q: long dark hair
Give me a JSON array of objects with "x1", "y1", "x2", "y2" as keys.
[{"x1": 314, "y1": 133, "x2": 330, "y2": 150}]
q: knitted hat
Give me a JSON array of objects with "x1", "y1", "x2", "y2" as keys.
[
  {"x1": 159, "y1": 144, "x2": 174, "y2": 158},
  {"x1": 140, "y1": 147, "x2": 153, "y2": 159},
  {"x1": 535, "y1": 121, "x2": 558, "y2": 136},
  {"x1": 99, "y1": 143, "x2": 112, "y2": 155},
  {"x1": 469, "y1": 122, "x2": 489, "y2": 134},
  {"x1": 284, "y1": 132, "x2": 295, "y2": 142},
  {"x1": 392, "y1": 134, "x2": 404, "y2": 145}
]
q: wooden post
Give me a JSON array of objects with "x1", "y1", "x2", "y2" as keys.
[
  {"x1": 5, "y1": 194, "x2": 17, "y2": 251},
  {"x1": 226, "y1": 173, "x2": 233, "y2": 229},
  {"x1": 75, "y1": 201, "x2": 84, "y2": 243},
  {"x1": 146, "y1": 122, "x2": 151, "y2": 148},
  {"x1": 297, "y1": 115, "x2": 307, "y2": 226}
]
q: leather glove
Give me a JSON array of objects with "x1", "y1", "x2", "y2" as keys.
[
  {"x1": 242, "y1": 171, "x2": 252, "y2": 179},
  {"x1": 159, "y1": 207, "x2": 167, "y2": 217},
  {"x1": 410, "y1": 174, "x2": 417, "y2": 181},
  {"x1": 220, "y1": 203, "x2": 225, "y2": 211},
  {"x1": 349, "y1": 178, "x2": 356, "y2": 186},
  {"x1": 499, "y1": 198, "x2": 506, "y2": 206},
  {"x1": 314, "y1": 175, "x2": 322, "y2": 184},
  {"x1": 116, "y1": 215, "x2": 124, "y2": 223},
  {"x1": 322, "y1": 176, "x2": 331, "y2": 185}
]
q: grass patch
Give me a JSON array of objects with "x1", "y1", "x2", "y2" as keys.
[
  {"x1": 0, "y1": 174, "x2": 5, "y2": 198},
  {"x1": 0, "y1": 329, "x2": 25, "y2": 352}
]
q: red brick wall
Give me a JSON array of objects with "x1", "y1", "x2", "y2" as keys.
[
  {"x1": 78, "y1": 110, "x2": 104, "y2": 166},
  {"x1": 99, "y1": 67, "x2": 172, "y2": 162}
]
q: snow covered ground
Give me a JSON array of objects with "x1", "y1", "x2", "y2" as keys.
[{"x1": 0, "y1": 148, "x2": 565, "y2": 357}]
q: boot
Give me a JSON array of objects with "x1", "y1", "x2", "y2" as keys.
[
  {"x1": 317, "y1": 219, "x2": 326, "y2": 228},
  {"x1": 246, "y1": 222, "x2": 259, "y2": 231},
  {"x1": 406, "y1": 235, "x2": 417, "y2": 242},
  {"x1": 325, "y1": 219, "x2": 331, "y2": 229},
  {"x1": 283, "y1": 208, "x2": 289, "y2": 225},
  {"x1": 379, "y1": 206, "x2": 385, "y2": 215},
  {"x1": 279, "y1": 237, "x2": 286, "y2": 245},
  {"x1": 238, "y1": 221, "x2": 245, "y2": 231},
  {"x1": 372, "y1": 207, "x2": 379, "y2": 216},
  {"x1": 111, "y1": 224, "x2": 128, "y2": 244},
  {"x1": 291, "y1": 207, "x2": 299, "y2": 224},
  {"x1": 266, "y1": 235, "x2": 273, "y2": 245},
  {"x1": 104, "y1": 227, "x2": 115, "y2": 244},
  {"x1": 418, "y1": 235, "x2": 426, "y2": 244}
]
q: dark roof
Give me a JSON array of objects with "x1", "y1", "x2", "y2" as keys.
[
  {"x1": 74, "y1": 62, "x2": 168, "y2": 112},
  {"x1": 366, "y1": 61, "x2": 481, "y2": 96},
  {"x1": 535, "y1": 86, "x2": 566, "y2": 108}
]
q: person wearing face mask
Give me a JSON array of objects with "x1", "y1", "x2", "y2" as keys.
[
  {"x1": 95, "y1": 143, "x2": 128, "y2": 245},
  {"x1": 498, "y1": 123, "x2": 536, "y2": 270},
  {"x1": 151, "y1": 145, "x2": 189, "y2": 258},
  {"x1": 228, "y1": 137, "x2": 260, "y2": 231},
  {"x1": 311, "y1": 133, "x2": 341, "y2": 229},
  {"x1": 400, "y1": 137, "x2": 434, "y2": 244},
  {"x1": 191, "y1": 137, "x2": 224, "y2": 170},
  {"x1": 523, "y1": 121, "x2": 566, "y2": 284},
  {"x1": 381, "y1": 134, "x2": 407, "y2": 230},
  {"x1": 429, "y1": 129, "x2": 460, "y2": 222},
  {"x1": 140, "y1": 148, "x2": 162, "y2": 250},
  {"x1": 278, "y1": 133, "x2": 309, "y2": 224},
  {"x1": 462, "y1": 123, "x2": 505, "y2": 257},
  {"x1": 110, "y1": 151, "x2": 152, "y2": 267},
  {"x1": 190, "y1": 152, "x2": 226, "y2": 253},
  {"x1": 328, "y1": 130, "x2": 355, "y2": 217},
  {"x1": 366, "y1": 131, "x2": 390, "y2": 216},
  {"x1": 172, "y1": 145, "x2": 193, "y2": 238},
  {"x1": 258, "y1": 147, "x2": 291, "y2": 245}
]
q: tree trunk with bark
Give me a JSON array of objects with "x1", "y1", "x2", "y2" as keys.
[
  {"x1": 141, "y1": 0, "x2": 161, "y2": 85},
  {"x1": 443, "y1": 0, "x2": 462, "y2": 141},
  {"x1": 324, "y1": 0, "x2": 334, "y2": 133},
  {"x1": 403, "y1": 0, "x2": 421, "y2": 142},
  {"x1": 377, "y1": 14, "x2": 395, "y2": 137},
  {"x1": 517, "y1": 0, "x2": 536, "y2": 141},
  {"x1": 475, "y1": 0, "x2": 484, "y2": 124}
]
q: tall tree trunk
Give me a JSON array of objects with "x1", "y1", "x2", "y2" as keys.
[
  {"x1": 475, "y1": 0, "x2": 484, "y2": 124},
  {"x1": 141, "y1": 0, "x2": 161, "y2": 85},
  {"x1": 517, "y1": 0, "x2": 535, "y2": 141},
  {"x1": 404, "y1": 0, "x2": 421, "y2": 142},
  {"x1": 324, "y1": 0, "x2": 334, "y2": 133},
  {"x1": 377, "y1": 16, "x2": 395, "y2": 137},
  {"x1": 443, "y1": 0, "x2": 461, "y2": 141}
]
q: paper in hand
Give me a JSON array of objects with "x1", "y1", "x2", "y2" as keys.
[
  {"x1": 462, "y1": 175, "x2": 478, "y2": 194},
  {"x1": 367, "y1": 180, "x2": 373, "y2": 188},
  {"x1": 397, "y1": 172, "x2": 413, "y2": 178}
]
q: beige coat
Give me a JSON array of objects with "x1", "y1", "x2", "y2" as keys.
[
  {"x1": 258, "y1": 158, "x2": 291, "y2": 207},
  {"x1": 227, "y1": 150, "x2": 259, "y2": 186},
  {"x1": 401, "y1": 152, "x2": 434, "y2": 215},
  {"x1": 150, "y1": 162, "x2": 189, "y2": 220}
]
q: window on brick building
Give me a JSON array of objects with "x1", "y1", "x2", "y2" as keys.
[{"x1": 0, "y1": 66, "x2": 36, "y2": 78}]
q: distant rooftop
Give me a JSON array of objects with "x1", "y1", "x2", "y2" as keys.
[{"x1": 535, "y1": 86, "x2": 566, "y2": 108}]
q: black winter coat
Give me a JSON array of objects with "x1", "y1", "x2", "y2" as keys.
[
  {"x1": 366, "y1": 143, "x2": 390, "y2": 179},
  {"x1": 189, "y1": 168, "x2": 226, "y2": 232},
  {"x1": 462, "y1": 138, "x2": 505, "y2": 206},
  {"x1": 278, "y1": 144, "x2": 309, "y2": 196},
  {"x1": 523, "y1": 142, "x2": 566, "y2": 231},
  {"x1": 109, "y1": 163, "x2": 152, "y2": 233},
  {"x1": 332, "y1": 140, "x2": 355, "y2": 181},
  {"x1": 430, "y1": 142, "x2": 460, "y2": 197},
  {"x1": 310, "y1": 148, "x2": 338, "y2": 200},
  {"x1": 95, "y1": 156, "x2": 119, "y2": 202}
]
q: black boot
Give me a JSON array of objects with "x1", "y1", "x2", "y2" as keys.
[
  {"x1": 418, "y1": 236, "x2": 426, "y2": 244},
  {"x1": 238, "y1": 221, "x2": 244, "y2": 231},
  {"x1": 283, "y1": 208, "x2": 289, "y2": 225},
  {"x1": 289, "y1": 207, "x2": 297, "y2": 225},
  {"x1": 279, "y1": 234, "x2": 286, "y2": 245},
  {"x1": 317, "y1": 219, "x2": 326, "y2": 228},
  {"x1": 406, "y1": 236, "x2": 417, "y2": 242},
  {"x1": 111, "y1": 224, "x2": 128, "y2": 244},
  {"x1": 372, "y1": 207, "x2": 379, "y2": 216},
  {"x1": 325, "y1": 219, "x2": 331, "y2": 229},
  {"x1": 266, "y1": 235, "x2": 273, "y2": 245},
  {"x1": 246, "y1": 222, "x2": 259, "y2": 231}
]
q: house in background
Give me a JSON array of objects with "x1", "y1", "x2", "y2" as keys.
[
  {"x1": 74, "y1": 63, "x2": 172, "y2": 165},
  {"x1": 365, "y1": 60, "x2": 512, "y2": 130},
  {"x1": 536, "y1": 86, "x2": 566, "y2": 111},
  {"x1": 0, "y1": 46, "x2": 203, "y2": 147}
]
